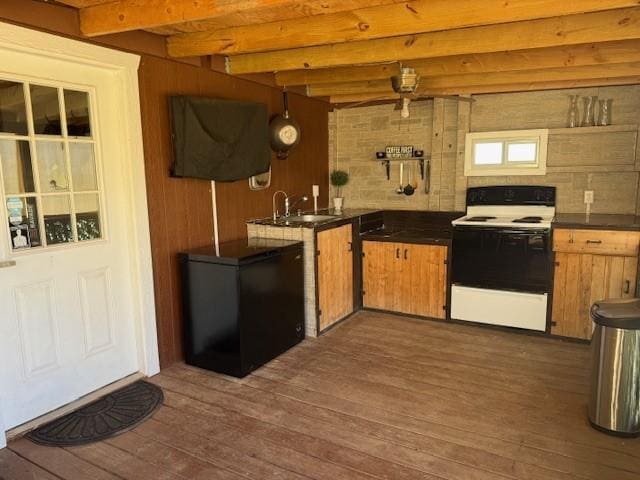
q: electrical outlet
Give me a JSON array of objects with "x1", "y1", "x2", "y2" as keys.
[{"x1": 584, "y1": 190, "x2": 594, "y2": 204}]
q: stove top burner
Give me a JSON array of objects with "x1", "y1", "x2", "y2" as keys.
[
  {"x1": 513, "y1": 216, "x2": 543, "y2": 223},
  {"x1": 466, "y1": 216, "x2": 497, "y2": 222}
]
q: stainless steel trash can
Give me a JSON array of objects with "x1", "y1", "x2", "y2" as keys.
[{"x1": 589, "y1": 298, "x2": 640, "y2": 437}]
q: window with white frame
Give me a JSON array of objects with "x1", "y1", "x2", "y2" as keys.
[
  {"x1": 0, "y1": 79, "x2": 104, "y2": 251},
  {"x1": 464, "y1": 129, "x2": 548, "y2": 176}
]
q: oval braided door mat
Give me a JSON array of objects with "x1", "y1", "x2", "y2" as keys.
[{"x1": 27, "y1": 380, "x2": 163, "y2": 447}]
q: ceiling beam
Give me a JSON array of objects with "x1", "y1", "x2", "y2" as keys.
[
  {"x1": 167, "y1": 0, "x2": 640, "y2": 57},
  {"x1": 277, "y1": 63, "x2": 400, "y2": 87},
  {"x1": 328, "y1": 77, "x2": 640, "y2": 103},
  {"x1": 308, "y1": 63, "x2": 640, "y2": 96},
  {"x1": 276, "y1": 40, "x2": 640, "y2": 86},
  {"x1": 79, "y1": 0, "x2": 404, "y2": 37},
  {"x1": 54, "y1": 0, "x2": 112, "y2": 6},
  {"x1": 227, "y1": 7, "x2": 640, "y2": 74},
  {"x1": 330, "y1": 93, "x2": 401, "y2": 105}
]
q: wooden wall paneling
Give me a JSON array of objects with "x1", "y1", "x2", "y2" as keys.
[
  {"x1": 214, "y1": 92, "x2": 330, "y2": 243},
  {"x1": 139, "y1": 56, "x2": 329, "y2": 365},
  {"x1": 138, "y1": 56, "x2": 216, "y2": 367}
]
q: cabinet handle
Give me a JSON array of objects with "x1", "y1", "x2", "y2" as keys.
[
  {"x1": 624, "y1": 280, "x2": 631, "y2": 294},
  {"x1": 396, "y1": 248, "x2": 400, "y2": 259},
  {"x1": 586, "y1": 240, "x2": 602, "y2": 244},
  {"x1": 404, "y1": 248, "x2": 408, "y2": 260},
  {"x1": 347, "y1": 241, "x2": 352, "y2": 252}
]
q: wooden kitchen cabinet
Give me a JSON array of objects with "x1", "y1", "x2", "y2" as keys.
[
  {"x1": 551, "y1": 229, "x2": 640, "y2": 339},
  {"x1": 362, "y1": 240, "x2": 447, "y2": 319},
  {"x1": 317, "y1": 224, "x2": 354, "y2": 332}
]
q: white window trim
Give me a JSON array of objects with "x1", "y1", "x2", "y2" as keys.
[
  {"x1": 464, "y1": 129, "x2": 549, "y2": 177},
  {"x1": 0, "y1": 21, "x2": 159, "y2": 448}
]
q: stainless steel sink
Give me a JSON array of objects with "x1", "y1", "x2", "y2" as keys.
[{"x1": 285, "y1": 214, "x2": 337, "y2": 223}]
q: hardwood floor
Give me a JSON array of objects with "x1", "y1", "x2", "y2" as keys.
[{"x1": 2, "y1": 311, "x2": 639, "y2": 480}]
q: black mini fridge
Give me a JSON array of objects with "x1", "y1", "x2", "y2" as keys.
[{"x1": 180, "y1": 238, "x2": 305, "y2": 377}]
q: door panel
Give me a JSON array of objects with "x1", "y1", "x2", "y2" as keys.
[
  {"x1": 318, "y1": 224, "x2": 353, "y2": 331},
  {"x1": 363, "y1": 241, "x2": 447, "y2": 319},
  {"x1": 0, "y1": 49, "x2": 140, "y2": 429},
  {"x1": 363, "y1": 241, "x2": 398, "y2": 311},
  {"x1": 552, "y1": 253, "x2": 638, "y2": 339},
  {"x1": 406, "y1": 244, "x2": 447, "y2": 319}
]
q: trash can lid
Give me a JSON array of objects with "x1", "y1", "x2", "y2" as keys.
[{"x1": 591, "y1": 298, "x2": 640, "y2": 329}]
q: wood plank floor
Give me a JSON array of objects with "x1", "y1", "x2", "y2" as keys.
[{"x1": 2, "y1": 311, "x2": 639, "y2": 480}]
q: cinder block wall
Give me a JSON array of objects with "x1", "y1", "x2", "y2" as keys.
[{"x1": 329, "y1": 85, "x2": 640, "y2": 215}]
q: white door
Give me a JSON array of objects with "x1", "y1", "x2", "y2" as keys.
[{"x1": 0, "y1": 27, "x2": 155, "y2": 433}]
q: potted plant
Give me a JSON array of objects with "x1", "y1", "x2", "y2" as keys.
[{"x1": 330, "y1": 169, "x2": 349, "y2": 212}]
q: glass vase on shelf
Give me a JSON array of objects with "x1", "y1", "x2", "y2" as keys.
[
  {"x1": 582, "y1": 96, "x2": 597, "y2": 127},
  {"x1": 567, "y1": 95, "x2": 579, "y2": 128},
  {"x1": 598, "y1": 99, "x2": 612, "y2": 126}
]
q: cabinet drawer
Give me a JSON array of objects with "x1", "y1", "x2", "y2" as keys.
[{"x1": 553, "y1": 229, "x2": 640, "y2": 256}]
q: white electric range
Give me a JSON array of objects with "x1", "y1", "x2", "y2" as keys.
[{"x1": 450, "y1": 186, "x2": 556, "y2": 332}]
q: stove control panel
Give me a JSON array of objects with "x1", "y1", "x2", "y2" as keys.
[{"x1": 466, "y1": 186, "x2": 556, "y2": 207}]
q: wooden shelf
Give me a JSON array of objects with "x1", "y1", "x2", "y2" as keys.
[
  {"x1": 549, "y1": 124, "x2": 638, "y2": 135},
  {"x1": 376, "y1": 156, "x2": 429, "y2": 161}
]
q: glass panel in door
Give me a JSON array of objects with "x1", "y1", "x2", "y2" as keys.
[
  {"x1": 30, "y1": 85, "x2": 62, "y2": 136},
  {"x1": 6, "y1": 195, "x2": 41, "y2": 249},
  {"x1": 42, "y1": 194, "x2": 72, "y2": 245},
  {"x1": 75, "y1": 193, "x2": 101, "y2": 241},
  {"x1": 64, "y1": 89, "x2": 91, "y2": 137},
  {"x1": 69, "y1": 142, "x2": 97, "y2": 191},
  {"x1": 0, "y1": 80, "x2": 28, "y2": 135},
  {"x1": 0, "y1": 139, "x2": 35, "y2": 194},
  {"x1": 36, "y1": 141, "x2": 69, "y2": 192}
]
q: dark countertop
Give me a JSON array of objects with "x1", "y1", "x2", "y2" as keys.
[
  {"x1": 248, "y1": 208, "x2": 459, "y2": 244},
  {"x1": 361, "y1": 210, "x2": 459, "y2": 246},
  {"x1": 248, "y1": 208, "x2": 381, "y2": 228},
  {"x1": 553, "y1": 214, "x2": 640, "y2": 231},
  {"x1": 361, "y1": 226, "x2": 452, "y2": 246}
]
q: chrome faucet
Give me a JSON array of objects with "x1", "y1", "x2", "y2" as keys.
[
  {"x1": 272, "y1": 190, "x2": 288, "y2": 221},
  {"x1": 286, "y1": 196, "x2": 309, "y2": 217}
]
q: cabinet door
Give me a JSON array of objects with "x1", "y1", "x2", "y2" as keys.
[
  {"x1": 552, "y1": 253, "x2": 638, "y2": 339},
  {"x1": 317, "y1": 224, "x2": 354, "y2": 331},
  {"x1": 404, "y1": 244, "x2": 448, "y2": 319},
  {"x1": 362, "y1": 240, "x2": 397, "y2": 311}
]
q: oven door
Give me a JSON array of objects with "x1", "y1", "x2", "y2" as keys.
[{"x1": 451, "y1": 226, "x2": 552, "y2": 293}]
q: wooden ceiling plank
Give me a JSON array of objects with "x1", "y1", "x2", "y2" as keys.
[
  {"x1": 54, "y1": 0, "x2": 113, "y2": 7},
  {"x1": 310, "y1": 63, "x2": 640, "y2": 96},
  {"x1": 330, "y1": 93, "x2": 401, "y2": 104},
  {"x1": 276, "y1": 40, "x2": 640, "y2": 86},
  {"x1": 149, "y1": 0, "x2": 406, "y2": 35},
  {"x1": 421, "y1": 61, "x2": 640, "y2": 89},
  {"x1": 227, "y1": 7, "x2": 640, "y2": 74},
  {"x1": 168, "y1": 0, "x2": 640, "y2": 57},
  {"x1": 277, "y1": 63, "x2": 400, "y2": 87},
  {"x1": 329, "y1": 77, "x2": 640, "y2": 102},
  {"x1": 79, "y1": 0, "x2": 404, "y2": 37}
]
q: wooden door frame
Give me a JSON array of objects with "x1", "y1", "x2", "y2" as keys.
[{"x1": 0, "y1": 21, "x2": 159, "y2": 447}]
